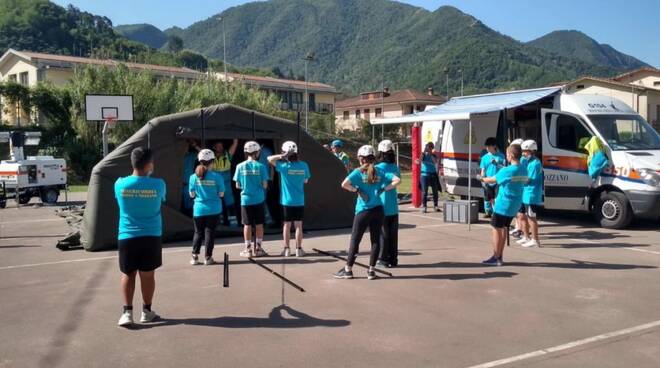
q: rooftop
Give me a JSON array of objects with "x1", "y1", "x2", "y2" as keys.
[
  {"x1": 336, "y1": 89, "x2": 446, "y2": 109},
  {"x1": 222, "y1": 72, "x2": 337, "y2": 93},
  {"x1": 612, "y1": 67, "x2": 660, "y2": 82}
]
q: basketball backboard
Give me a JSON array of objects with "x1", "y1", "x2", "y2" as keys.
[{"x1": 85, "y1": 95, "x2": 134, "y2": 122}]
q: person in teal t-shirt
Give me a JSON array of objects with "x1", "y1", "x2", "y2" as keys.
[
  {"x1": 181, "y1": 139, "x2": 200, "y2": 216},
  {"x1": 234, "y1": 141, "x2": 269, "y2": 257},
  {"x1": 334, "y1": 145, "x2": 400, "y2": 281},
  {"x1": 376, "y1": 139, "x2": 401, "y2": 268},
  {"x1": 188, "y1": 149, "x2": 225, "y2": 266},
  {"x1": 331, "y1": 139, "x2": 351, "y2": 172},
  {"x1": 480, "y1": 144, "x2": 527, "y2": 266},
  {"x1": 479, "y1": 137, "x2": 505, "y2": 217},
  {"x1": 517, "y1": 140, "x2": 543, "y2": 248},
  {"x1": 114, "y1": 147, "x2": 166, "y2": 327},
  {"x1": 268, "y1": 141, "x2": 311, "y2": 257},
  {"x1": 417, "y1": 142, "x2": 440, "y2": 212}
]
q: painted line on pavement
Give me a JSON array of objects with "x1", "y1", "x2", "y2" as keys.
[
  {"x1": 622, "y1": 247, "x2": 660, "y2": 256},
  {"x1": 0, "y1": 218, "x2": 63, "y2": 225},
  {"x1": 466, "y1": 319, "x2": 660, "y2": 368}
]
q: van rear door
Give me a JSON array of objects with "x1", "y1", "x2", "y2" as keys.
[{"x1": 541, "y1": 109, "x2": 594, "y2": 210}]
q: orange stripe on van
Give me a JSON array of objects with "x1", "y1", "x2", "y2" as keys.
[
  {"x1": 0, "y1": 171, "x2": 18, "y2": 176},
  {"x1": 542, "y1": 155, "x2": 588, "y2": 172},
  {"x1": 442, "y1": 152, "x2": 481, "y2": 161}
]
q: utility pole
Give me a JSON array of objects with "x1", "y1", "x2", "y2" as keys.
[
  {"x1": 444, "y1": 67, "x2": 449, "y2": 99},
  {"x1": 381, "y1": 77, "x2": 385, "y2": 140},
  {"x1": 460, "y1": 69, "x2": 464, "y2": 97},
  {"x1": 302, "y1": 52, "x2": 315, "y2": 132},
  {"x1": 218, "y1": 17, "x2": 228, "y2": 81}
]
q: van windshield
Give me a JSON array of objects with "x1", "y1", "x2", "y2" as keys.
[{"x1": 589, "y1": 114, "x2": 660, "y2": 151}]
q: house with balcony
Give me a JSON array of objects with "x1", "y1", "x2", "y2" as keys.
[{"x1": 334, "y1": 87, "x2": 446, "y2": 132}]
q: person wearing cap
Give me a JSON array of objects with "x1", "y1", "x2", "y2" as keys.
[
  {"x1": 211, "y1": 139, "x2": 239, "y2": 226},
  {"x1": 114, "y1": 147, "x2": 166, "y2": 327},
  {"x1": 479, "y1": 144, "x2": 527, "y2": 266},
  {"x1": 334, "y1": 145, "x2": 401, "y2": 280},
  {"x1": 376, "y1": 139, "x2": 401, "y2": 268},
  {"x1": 234, "y1": 141, "x2": 270, "y2": 257},
  {"x1": 268, "y1": 141, "x2": 311, "y2": 257},
  {"x1": 517, "y1": 140, "x2": 543, "y2": 247},
  {"x1": 480, "y1": 137, "x2": 505, "y2": 218},
  {"x1": 331, "y1": 139, "x2": 351, "y2": 172},
  {"x1": 416, "y1": 142, "x2": 440, "y2": 213},
  {"x1": 188, "y1": 149, "x2": 225, "y2": 265}
]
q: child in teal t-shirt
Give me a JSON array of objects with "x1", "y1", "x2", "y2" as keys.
[
  {"x1": 479, "y1": 137, "x2": 505, "y2": 217},
  {"x1": 376, "y1": 139, "x2": 401, "y2": 268}
]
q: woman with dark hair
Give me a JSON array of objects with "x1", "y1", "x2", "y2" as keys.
[
  {"x1": 189, "y1": 149, "x2": 225, "y2": 265},
  {"x1": 376, "y1": 139, "x2": 401, "y2": 268},
  {"x1": 417, "y1": 142, "x2": 440, "y2": 213},
  {"x1": 334, "y1": 145, "x2": 401, "y2": 280}
]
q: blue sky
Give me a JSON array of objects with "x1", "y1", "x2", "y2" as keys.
[{"x1": 53, "y1": 0, "x2": 660, "y2": 67}]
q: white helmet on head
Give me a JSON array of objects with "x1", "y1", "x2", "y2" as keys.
[
  {"x1": 378, "y1": 139, "x2": 394, "y2": 152},
  {"x1": 197, "y1": 148, "x2": 215, "y2": 162},
  {"x1": 281, "y1": 140, "x2": 298, "y2": 153},
  {"x1": 357, "y1": 145, "x2": 375, "y2": 157},
  {"x1": 244, "y1": 141, "x2": 261, "y2": 153},
  {"x1": 521, "y1": 139, "x2": 538, "y2": 151},
  {"x1": 510, "y1": 138, "x2": 524, "y2": 146}
]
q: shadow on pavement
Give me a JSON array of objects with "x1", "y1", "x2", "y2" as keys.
[
  {"x1": 539, "y1": 242, "x2": 651, "y2": 249},
  {"x1": 542, "y1": 230, "x2": 631, "y2": 241},
  {"x1": 0, "y1": 244, "x2": 42, "y2": 249},
  {"x1": 132, "y1": 304, "x2": 350, "y2": 329},
  {"x1": 393, "y1": 271, "x2": 518, "y2": 280},
  {"x1": 398, "y1": 260, "x2": 656, "y2": 270},
  {"x1": 230, "y1": 257, "x2": 338, "y2": 266}
]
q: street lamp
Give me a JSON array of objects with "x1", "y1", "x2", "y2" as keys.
[
  {"x1": 302, "y1": 52, "x2": 315, "y2": 132},
  {"x1": 218, "y1": 16, "x2": 227, "y2": 81},
  {"x1": 459, "y1": 68, "x2": 464, "y2": 97},
  {"x1": 443, "y1": 67, "x2": 449, "y2": 99}
]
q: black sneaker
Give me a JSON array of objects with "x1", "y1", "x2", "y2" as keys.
[
  {"x1": 334, "y1": 268, "x2": 353, "y2": 279},
  {"x1": 481, "y1": 256, "x2": 499, "y2": 266},
  {"x1": 367, "y1": 270, "x2": 379, "y2": 280},
  {"x1": 376, "y1": 260, "x2": 389, "y2": 268}
]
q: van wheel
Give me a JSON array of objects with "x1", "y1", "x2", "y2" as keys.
[
  {"x1": 41, "y1": 188, "x2": 59, "y2": 204},
  {"x1": 594, "y1": 191, "x2": 633, "y2": 229},
  {"x1": 0, "y1": 200, "x2": 6, "y2": 209},
  {"x1": 18, "y1": 194, "x2": 31, "y2": 205}
]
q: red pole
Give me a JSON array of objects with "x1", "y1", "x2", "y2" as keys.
[{"x1": 411, "y1": 122, "x2": 421, "y2": 207}]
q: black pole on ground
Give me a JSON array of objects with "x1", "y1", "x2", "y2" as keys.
[
  {"x1": 223, "y1": 252, "x2": 229, "y2": 287},
  {"x1": 248, "y1": 257, "x2": 305, "y2": 292},
  {"x1": 312, "y1": 248, "x2": 393, "y2": 277}
]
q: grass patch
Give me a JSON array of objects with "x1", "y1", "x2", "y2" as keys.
[
  {"x1": 399, "y1": 171, "x2": 412, "y2": 194},
  {"x1": 67, "y1": 185, "x2": 88, "y2": 193}
]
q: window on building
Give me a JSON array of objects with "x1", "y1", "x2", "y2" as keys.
[
  {"x1": 8, "y1": 74, "x2": 17, "y2": 83},
  {"x1": 576, "y1": 85, "x2": 585, "y2": 90},
  {"x1": 654, "y1": 81, "x2": 660, "y2": 87},
  {"x1": 343, "y1": 111, "x2": 349, "y2": 120},
  {"x1": 19, "y1": 72, "x2": 29, "y2": 85},
  {"x1": 355, "y1": 110, "x2": 361, "y2": 119},
  {"x1": 292, "y1": 92, "x2": 303, "y2": 104},
  {"x1": 364, "y1": 109, "x2": 370, "y2": 119},
  {"x1": 375, "y1": 108, "x2": 382, "y2": 117}
]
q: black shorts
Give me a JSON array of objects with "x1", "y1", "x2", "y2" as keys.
[
  {"x1": 241, "y1": 203, "x2": 265, "y2": 226},
  {"x1": 491, "y1": 213, "x2": 514, "y2": 229},
  {"x1": 118, "y1": 236, "x2": 162, "y2": 274},
  {"x1": 282, "y1": 206, "x2": 304, "y2": 222},
  {"x1": 518, "y1": 204, "x2": 526, "y2": 214},
  {"x1": 523, "y1": 204, "x2": 542, "y2": 218},
  {"x1": 483, "y1": 185, "x2": 497, "y2": 201}
]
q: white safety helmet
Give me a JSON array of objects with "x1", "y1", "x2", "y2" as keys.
[
  {"x1": 357, "y1": 145, "x2": 375, "y2": 157},
  {"x1": 521, "y1": 139, "x2": 538, "y2": 151},
  {"x1": 244, "y1": 141, "x2": 261, "y2": 153},
  {"x1": 197, "y1": 148, "x2": 215, "y2": 162},
  {"x1": 281, "y1": 140, "x2": 298, "y2": 153},
  {"x1": 510, "y1": 138, "x2": 524, "y2": 146},
  {"x1": 378, "y1": 139, "x2": 394, "y2": 152}
]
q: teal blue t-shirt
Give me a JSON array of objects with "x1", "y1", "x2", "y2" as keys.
[
  {"x1": 588, "y1": 152, "x2": 609, "y2": 179},
  {"x1": 493, "y1": 164, "x2": 527, "y2": 217},
  {"x1": 420, "y1": 152, "x2": 436, "y2": 176},
  {"x1": 189, "y1": 171, "x2": 225, "y2": 217},
  {"x1": 480, "y1": 152, "x2": 505, "y2": 187},
  {"x1": 233, "y1": 160, "x2": 269, "y2": 206},
  {"x1": 523, "y1": 157, "x2": 543, "y2": 205},
  {"x1": 376, "y1": 162, "x2": 400, "y2": 216},
  {"x1": 275, "y1": 160, "x2": 311, "y2": 207},
  {"x1": 347, "y1": 167, "x2": 393, "y2": 214},
  {"x1": 114, "y1": 176, "x2": 166, "y2": 240}
]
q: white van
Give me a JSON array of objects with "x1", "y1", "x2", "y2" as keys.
[{"x1": 419, "y1": 88, "x2": 660, "y2": 229}]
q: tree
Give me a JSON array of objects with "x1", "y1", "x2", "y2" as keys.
[
  {"x1": 166, "y1": 35, "x2": 183, "y2": 54},
  {"x1": 176, "y1": 50, "x2": 208, "y2": 71}
]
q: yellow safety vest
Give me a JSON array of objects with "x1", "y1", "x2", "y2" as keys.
[{"x1": 212, "y1": 153, "x2": 232, "y2": 172}]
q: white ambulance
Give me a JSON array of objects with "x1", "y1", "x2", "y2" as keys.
[{"x1": 378, "y1": 87, "x2": 660, "y2": 228}]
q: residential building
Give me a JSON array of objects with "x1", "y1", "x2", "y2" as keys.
[
  {"x1": 562, "y1": 67, "x2": 660, "y2": 130},
  {"x1": 334, "y1": 88, "x2": 446, "y2": 132},
  {"x1": 217, "y1": 72, "x2": 337, "y2": 114},
  {"x1": 0, "y1": 49, "x2": 204, "y2": 125}
]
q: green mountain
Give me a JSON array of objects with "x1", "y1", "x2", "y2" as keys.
[
  {"x1": 169, "y1": 0, "x2": 620, "y2": 94},
  {"x1": 527, "y1": 30, "x2": 648, "y2": 71},
  {"x1": 114, "y1": 23, "x2": 168, "y2": 49}
]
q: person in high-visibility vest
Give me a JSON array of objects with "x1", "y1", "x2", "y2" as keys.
[{"x1": 211, "y1": 139, "x2": 238, "y2": 226}]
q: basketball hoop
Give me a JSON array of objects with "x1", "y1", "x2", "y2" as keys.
[
  {"x1": 105, "y1": 117, "x2": 117, "y2": 130},
  {"x1": 84, "y1": 94, "x2": 134, "y2": 157}
]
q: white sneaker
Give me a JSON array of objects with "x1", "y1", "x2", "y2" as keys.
[
  {"x1": 190, "y1": 254, "x2": 201, "y2": 265},
  {"x1": 239, "y1": 248, "x2": 252, "y2": 258},
  {"x1": 140, "y1": 309, "x2": 160, "y2": 323},
  {"x1": 521, "y1": 239, "x2": 539, "y2": 248},
  {"x1": 204, "y1": 257, "x2": 216, "y2": 265},
  {"x1": 509, "y1": 228, "x2": 519, "y2": 235},
  {"x1": 516, "y1": 237, "x2": 530, "y2": 245},
  {"x1": 281, "y1": 248, "x2": 291, "y2": 257},
  {"x1": 296, "y1": 248, "x2": 306, "y2": 257},
  {"x1": 117, "y1": 310, "x2": 133, "y2": 327}
]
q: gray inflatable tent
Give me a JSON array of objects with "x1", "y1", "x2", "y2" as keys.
[{"x1": 82, "y1": 104, "x2": 354, "y2": 251}]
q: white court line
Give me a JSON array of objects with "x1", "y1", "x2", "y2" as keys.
[
  {"x1": 466, "y1": 319, "x2": 660, "y2": 368},
  {"x1": 622, "y1": 247, "x2": 660, "y2": 256},
  {"x1": 0, "y1": 244, "x2": 242, "y2": 271},
  {"x1": 0, "y1": 218, "x2": 63, "y2": 225}
]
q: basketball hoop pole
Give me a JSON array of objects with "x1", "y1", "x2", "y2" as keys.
[{"x1": 102, "y1": 118, "x2": 116, "y2": 157}]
